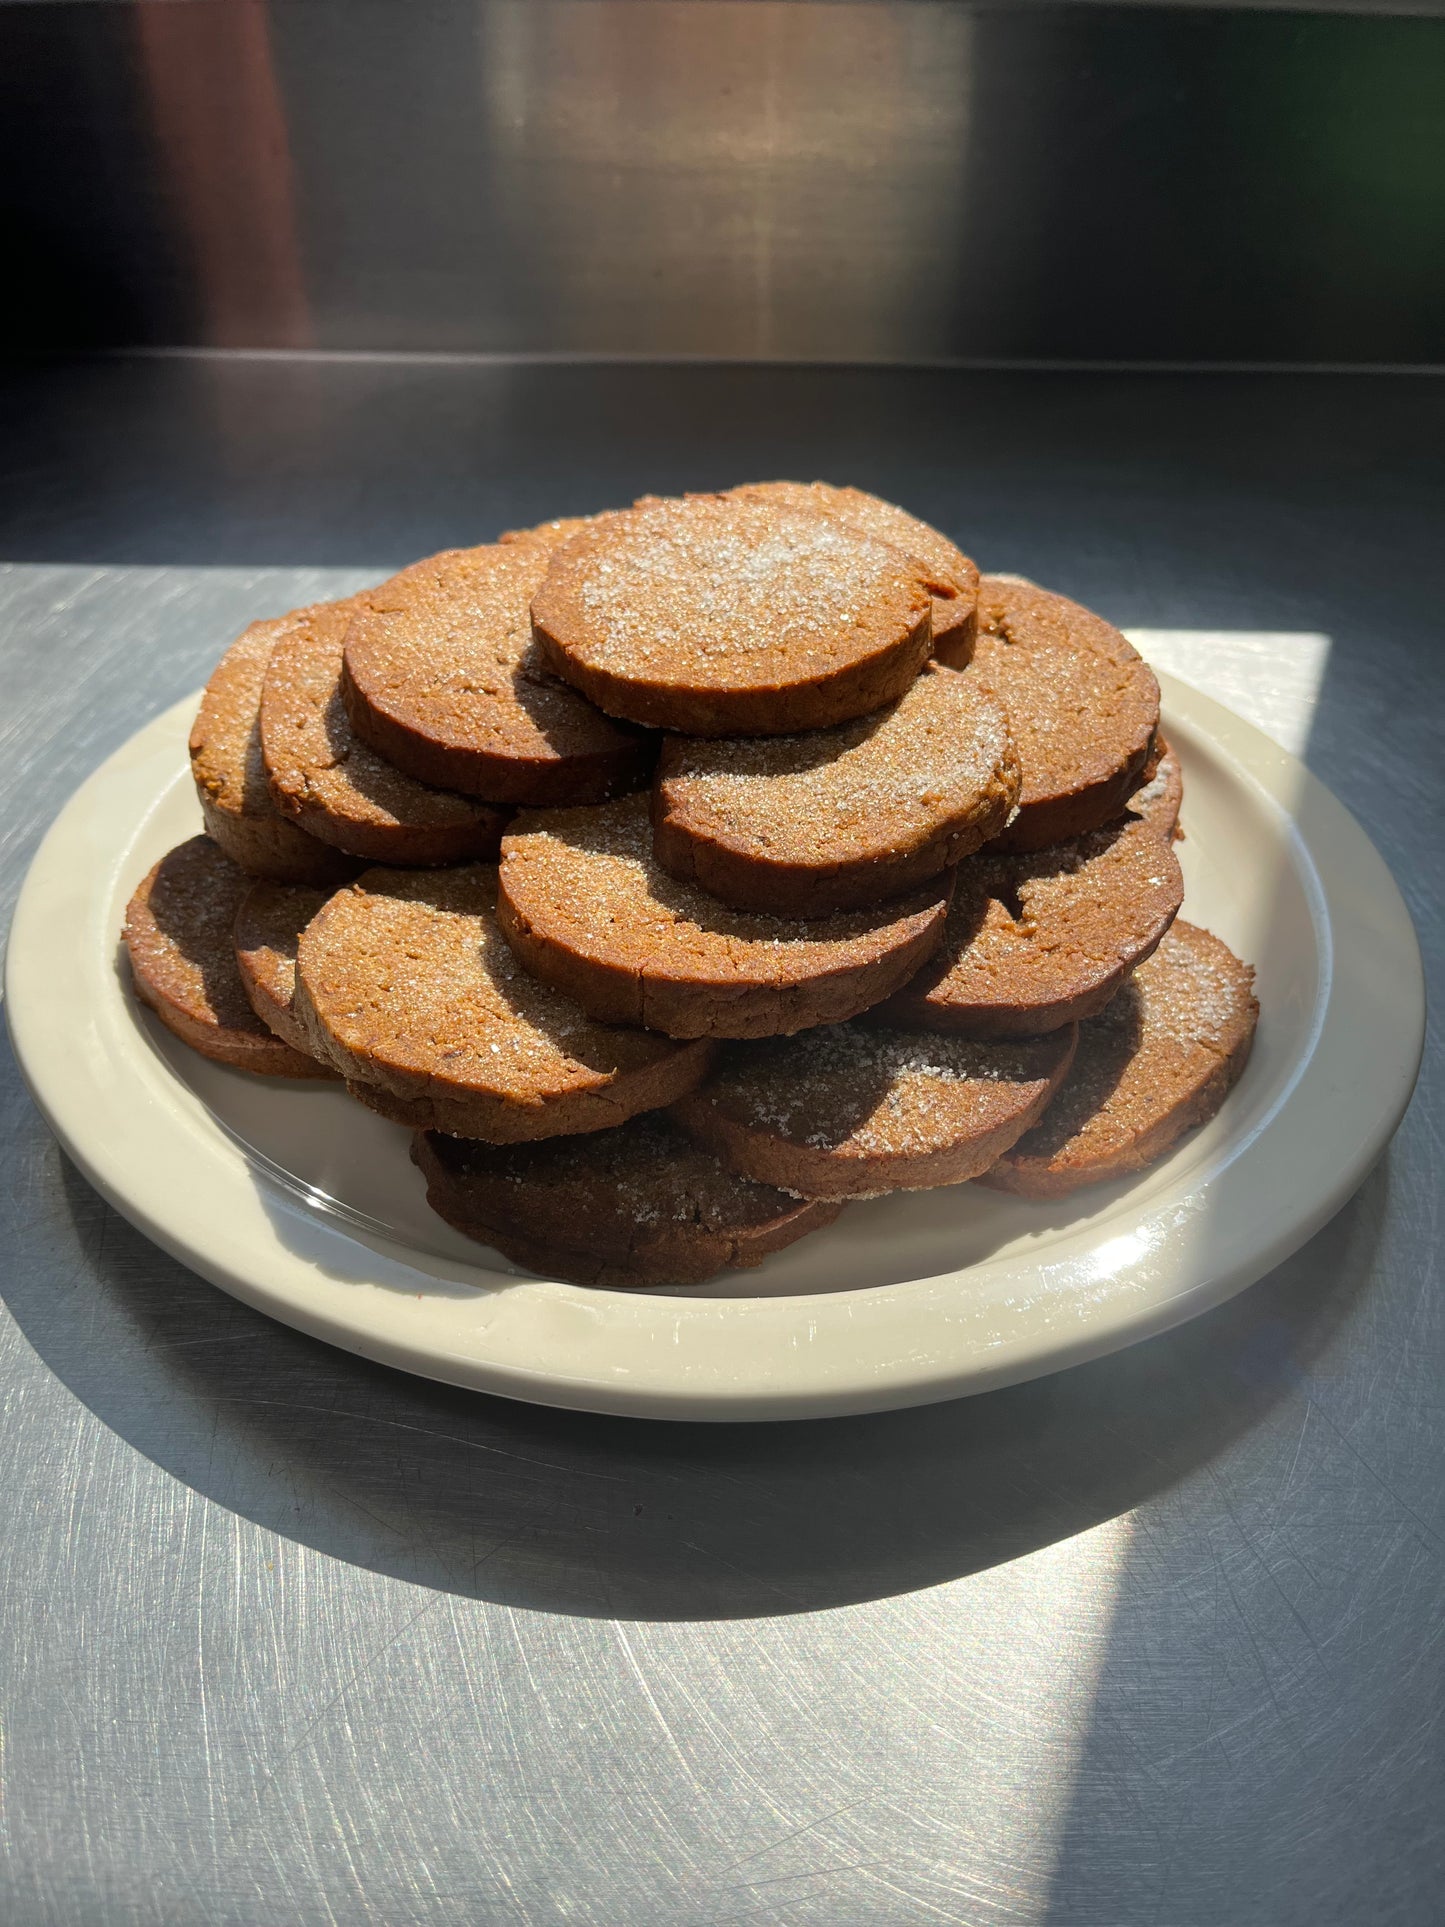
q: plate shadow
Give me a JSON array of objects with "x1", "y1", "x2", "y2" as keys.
[{"x1": 1, "y1": 1110, "x2": 1389, "y2": 1621}]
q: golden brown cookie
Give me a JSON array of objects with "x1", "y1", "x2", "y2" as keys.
[
  {"x1": 1125, "y1": 734, "x2": 1184, "y2": 840},
  {"x1": 672, "y1": 1023, "x2": 1078, "y2": 1199},
  {"x1": 292, "y1": 863, "x2": 712, "y2": 1139},
  {"x1": 497, "y1": 794, "x2": 952, "y2": 1040},
  {"x1": 875, "y1": 817, "x2": 1184, "y2": 1037},
  {"x1": 981, "y1": 922, "x2": 1257, "y2": 1197},
  {"x1": 123, "y1": 836, "x2": 331, "y2": 1077},
  {"x1": 530, "y1": 495, "x2": 935, "y2": 735},
  {"x1": 413, "y1": 1115, "x2": 842, "y2": 1289},
  {"x1": 260, "y1": 596, "x2": 510, "y2": 866},
  {"x1": 725, "y1": 480, "x2": 979, "y2": 661},
  {"x1": 233, "y1": 879, "x2": 339, "y2": 1066},
  {"x1": 943, "y1": 577, "x2": 1160, "y2": 851},
  {"x1": 189, "y1": 621, "x2": 359, "y2": 886},
  {"x1": 497, "y1": 511, "x2": 612, "y2": 556},
  {"x1": 341, "y1": 544, "x2": 655, "y2": 805},
  {"x1": 652, "y1": 662, "x2": 1017, "y2": 916}
]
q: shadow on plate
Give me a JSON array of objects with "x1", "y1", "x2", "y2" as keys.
[{"x1": 2, "y1": 1115, "x2": 1388, "y2": 1621}]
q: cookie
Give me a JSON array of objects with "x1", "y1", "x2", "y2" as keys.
[
  {"x1": 1125, "y1": 734, "x2": 1184, "y2": 840},
  {"x1": 944, "y1": 577, "x2": 1160, "y2": 852},
  {"x1": 875, "y1": 816, "x2": 1184, "y2": 1038},
  {"x1": 341, "y1": 544, "x2": 654, "y2": 805},
  {"x1": 530, "y1": 494, "x2": 935, "y2": 736},
  {"x1": 981, "y1": 922, "x2": 1258, "y2": 1197},
  {"x1": 725, "y1": 480, "x2": 979, "y2": 661},
  {"x1": 672, "y1": 1022, "x2": 1078, "y2": 1199},
  {"x1": 189, "y1": 620, "x2": 359, "y2": 886},
  {"x1": 497, "y1": 794, "x2": 953, "y2": 1040},
  {"x1": 259, "y1": 596, "x2": 510, "y2": 866},
  {"x1": 498, "y1": 511, "x2": 610, "y2": 556},
  {"x1": 652, "y1": 663, "x2": 1018, "y2": 916},
  {"x1": 123, "y1": 835, "x2": 331, "y2": 1078},
  {"x1": 413, "y1": 1114, "x2": 842, "y2": 1289},
  {"x1": 233, "y1": 879, "x2": 339, "y2": 1065},
  {"x1": 292, "y1": 863, "x2": 712, "y2": 1139}
]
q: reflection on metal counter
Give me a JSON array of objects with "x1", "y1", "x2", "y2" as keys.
[{"x1": 2, "y1": 0, "x2": 1443, "y2": 362}]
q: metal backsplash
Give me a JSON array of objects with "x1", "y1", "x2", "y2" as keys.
[{"x1": 4, "y1": 0, "x2": 1444, "y2": 362}]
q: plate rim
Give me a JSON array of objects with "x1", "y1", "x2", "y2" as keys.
[{"x1": 4, "y1": 673, "x2": 1426, "y2": 1422}]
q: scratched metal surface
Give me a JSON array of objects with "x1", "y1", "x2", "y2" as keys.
[{"x1": 0, "y1": 358, "x2": 1441, "y2": 1926}]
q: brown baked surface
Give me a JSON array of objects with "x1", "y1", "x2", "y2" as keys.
[
  {"x1": 876, "y1": 816, "x2": 1184, "y2": 1037},
  {"x1": 672, "y1": 1022, "x2": 1078, "y2": 1198},
  {"x1": 233, "y1": 879, "x2": 339, "y2": 1067},
  {"x1": 725, "y1": 480, "x2": 979, "y2": 661},
  {"x1": 1125, "y1": 734, "x2": 1184, "y2": 840},
  {"x1": 498, "y1": 793, "x2": 952, "y2": 1039},
  {"x1": 260, "y1": 596, "x2": 510, "y2": 866},
  {"x1": 947, "y1": 577, "x2": 1160, "y2": 851},
  {"x1": 341, "y1": 544, "x2": 655, "y2": 804},
  {"x1": 653, "y1": 662, "x2": 1017, "y2": 916},
  {"x1": 292, "y1": 863, "x2": 711, "y2": 1138},
  {"x1": 530, "y1": 495, "x2": 934, "y2": 735},
  {"x1": 189, "y1": 621, "x2": 360, "y2": 885},
  {"x1": 497, "y1": 512, "x2": 611, "y2": 556},
  {"x1": 413, "y1": 1114, "x2": 842, "y2": 1288},
  {"x1": 981, "y1": 921, "x2": 1257, "y2": 1197},
  {"x1": 123, "y1": 835, "x2": 331, "y2": 1077}
]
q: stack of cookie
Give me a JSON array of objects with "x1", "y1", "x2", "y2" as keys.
[{"x1": 126, "y1": 483, "x2": 1258, "y2": 1289}]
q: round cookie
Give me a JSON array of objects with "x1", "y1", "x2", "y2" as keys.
[
  {"x1": 189, "y1": 620, "x2": 359, "y2": 886},
  {"x1": 981, "y1": 922, "x2": 1258, "y2": 1198},
  {"x1": 530, "y1": 494, "x2": 935, "y2": 736},
  {"x1": 1125, "y1": 735, "x2": 1184, "y2": 840},
  {"x1": 261, "y1": 597, "x2": 509, "y2": 866},
  {"x1": 292, "y1": 863, "x2": 712, "y2": 1139},
  {"x1": 672, "y1": 1022, "x2": 1078, "y2": 1199},
  {"x1": 413, "y1": 1115, "x2": 843, "y2": 1289},
  {"x1": 943, "y1": 576, "x2": 1160, "y2": 852},
  {"x1": 497, "y1": 793, "x2": 953, "y2": 1040},
  {"x1": 233, "y1": 879, "x2": 339, "y2": 1066},
  {"x1": 123, "y1": 835, "x2": 332, "y2": 1078},
  {"x1": 652, "y1": 663, "x2": 1017, "y2": 917},
  {"x1": 875, "y1": 816, "x2": 1184, "y2": 1038},
  {"x1": 341, "y1": 544, "x2": 654, "y2": 805},
  {"x1": 725, "y1": 480, "x2": 979, "y2": 661}
]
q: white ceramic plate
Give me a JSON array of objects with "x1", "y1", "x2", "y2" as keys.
[{"x1": 5, "y1": 676, "x2": 1424, "y2": 1421}]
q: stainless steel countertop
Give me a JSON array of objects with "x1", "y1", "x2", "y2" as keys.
[{"x1": 2, "y1": 356, "x2": 1441, "y2": 1926}]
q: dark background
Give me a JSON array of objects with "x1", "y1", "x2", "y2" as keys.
[{"x1": 3, "y1": 0, "x2": 1443, "y2": 366}]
